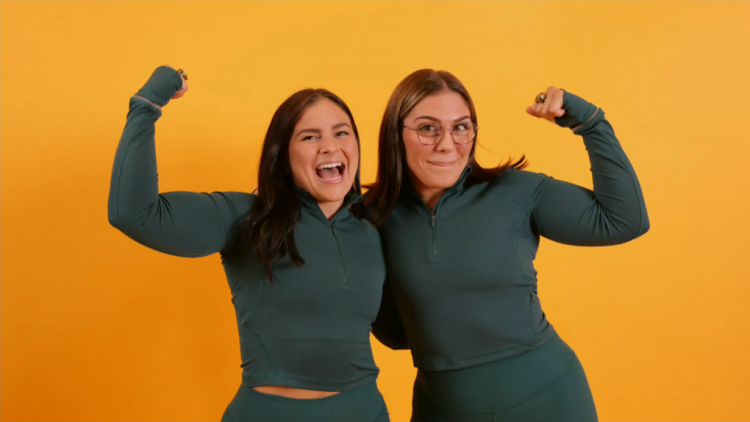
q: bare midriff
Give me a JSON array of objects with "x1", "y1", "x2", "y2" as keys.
[{"x1": 252, "y1": 386, "x2": 341, "y2": 399}]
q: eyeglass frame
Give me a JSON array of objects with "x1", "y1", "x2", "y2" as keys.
[{"x1": 401, "y1": 121, "x2": 479, "y2": 146}]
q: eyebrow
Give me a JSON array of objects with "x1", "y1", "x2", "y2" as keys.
[
  {"x1": 294, "y1": 122, "x2": 352, "y2": 138},
  {"x1": 294, "y1": 128, "x2": 321, "y2": 138},
  {"x1": 412, "y1": 115, "x2": 472, "y2": 124},
  {"x1": 332, "y1": 122, "x2": 352, "y2": 130}
]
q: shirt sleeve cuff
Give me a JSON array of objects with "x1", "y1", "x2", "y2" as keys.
[
  {"x1": 135, "y1": 66, "x2": 183, "y2": 107},
  {"x1": 554, "y1": 90, "x2": 598, "y2": 130}
]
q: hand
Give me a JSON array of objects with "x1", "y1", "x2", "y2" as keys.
[
  {"x1": 164, "y1": 64, "x2": 189, "y2": 100},
  {"x1": 526, "y1": 86, "x2": 565, "y2": 123}
]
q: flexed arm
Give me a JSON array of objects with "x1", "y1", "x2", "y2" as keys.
[
  {"x1": 108, "y1": 66, "x2": 254, "y2": 257},
  {"x1": 525, "y1": 88, "x2": 650, "y2": 246}
]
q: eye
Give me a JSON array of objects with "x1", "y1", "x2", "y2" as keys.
[
  {"x1": 301, "y1": 135, "x2": 319, "y2": 141},
  {"x1": 454, "y1": 123, "x2": 469, "y2": 131},
  {"x1": 335, "y1": 131, "x2": 350, "y2": 137},
  {"x1": 417, "y1": 124, "x2": 439, "y2": 133}
]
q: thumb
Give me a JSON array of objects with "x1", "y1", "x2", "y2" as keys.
[{"x1": 526, "y1": 106, "x2": 540, "y2": 117}]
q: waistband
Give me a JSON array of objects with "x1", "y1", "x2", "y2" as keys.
[
  {"x1": 242, "y1": 371, "x2": 378, "y2": 392},
  {"x1": 223, "y1": 381, "x2": 388, "y2": 422},
  {"x1": 414, "y1": 331, "x2": 576, "y2": 414}
]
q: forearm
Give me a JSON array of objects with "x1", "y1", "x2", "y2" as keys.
[
  {"x1": 107, "y1": 98, "x2": 164, "y2": 232},
  {"x1": 534, "y1": 93, "x2": 650, "y2": 245}
]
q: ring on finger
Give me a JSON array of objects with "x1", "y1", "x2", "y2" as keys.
[
  {"x1": 176, "y1": 68, "x2": 188, "y2": 81},
  {"x1": 535, "y1": 92, "x2": 546, "y2": 104}
]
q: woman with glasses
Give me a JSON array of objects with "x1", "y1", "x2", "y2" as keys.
[
  {"x1": 108, "y1": 66, "x2": 390, "y2": 421},
  {"x1": 367, "y1": 69, "x2": 649, "y2": 422}
]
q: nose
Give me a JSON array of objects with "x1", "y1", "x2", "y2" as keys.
[
  {"x1": 319, "y1": 135, "x2": 340, "y2": 154},
  {"x1": 434, "y1": 130, "x2": 456, "y2": 153}
]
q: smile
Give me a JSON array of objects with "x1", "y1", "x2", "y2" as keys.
[
  {"x1": 427, "y1": 160, "x2": 457, "y2": 168},
  {"x1": 315, "y1": 161, "x2": 346, "y2": 183}
]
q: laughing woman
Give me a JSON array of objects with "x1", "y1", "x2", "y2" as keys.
[
  {"x1": 108, "y1": 66, "x2": 389, "y2": 421},
  {"x1": 368, "y1": 70, "x2": 649, "y2": 422}
]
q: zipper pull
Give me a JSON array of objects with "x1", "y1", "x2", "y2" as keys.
[
  {"x1": 431, "y1": 215, "x2": 437, "y2": 228},
  {"x1": 331, "y1": 223, "x2": 337, "y2": 236}
]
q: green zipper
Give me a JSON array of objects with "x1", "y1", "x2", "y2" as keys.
[
  {"x1": 430, "y1": 215, "x2": 438, "y2": 257},
  {"x1": 430, "y1": 201, "x2": 445, "y2": 259},
  {"x1": 331, "y1": 223, "x2": 349, "y2": 285}
]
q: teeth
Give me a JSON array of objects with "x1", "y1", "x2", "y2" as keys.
[{"x1": 316, "y1": 162, "x2": 343, "y2": 170}]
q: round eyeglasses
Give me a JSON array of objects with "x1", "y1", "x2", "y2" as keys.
[{"x1": 402, "y1": 122, "x2": 478, "y2": 145}]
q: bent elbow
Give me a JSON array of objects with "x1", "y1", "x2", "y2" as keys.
[
  {"x1": 639, "y1": 215, "x2": 651, "y2": 237},
  {"x1": 108, "y1": 207, "x2": 121, "y2": 230},
  {"x1": 630, "y1": 213, "x2": 651, "y2": 240},
  {"x1": 620, "y1": 211, "x2": 650, "y2": 243}
]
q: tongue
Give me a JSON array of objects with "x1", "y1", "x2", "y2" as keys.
[{"x1": 316, "y1": 167, "x2": 341, "y2": 179}]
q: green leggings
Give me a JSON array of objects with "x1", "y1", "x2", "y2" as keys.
[
  {"x1": 411, "y1": 333, "x2": 598, "y2": 422},
  {"x1": 221, "y1": 381, "x2": 390, "y2": 422}
]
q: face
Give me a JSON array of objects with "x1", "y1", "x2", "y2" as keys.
[
  {"x1": 401, "y1": 91, "x2": 473, "y2": 195},
  {"x1": 288, "y1": 98, "x2": 359, "y2": 207}
]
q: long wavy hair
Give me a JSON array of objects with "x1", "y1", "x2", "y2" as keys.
[
  {"x1": 364, "y1": 69, "x2": 528, "y2": 226},
  {"x1": 241, "y1": 89, "x2": 362, "y2": 281}
]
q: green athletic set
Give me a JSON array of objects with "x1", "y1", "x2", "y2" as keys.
[
  {"x1": 108, "y1": 67, "x2": 389, "y2": 422},
  {"x1": 372, "y1": 91, "x2": 649, "y2": 421}
]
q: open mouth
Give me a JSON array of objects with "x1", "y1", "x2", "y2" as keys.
[{"x1": 315, "y1": 162, "x2": 346, "y2": 182}]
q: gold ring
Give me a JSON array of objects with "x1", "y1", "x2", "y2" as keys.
[
  {"x1": 176, "y1": 68, "x2": 188, "y2": 81},
  {"x1": 535, "y1": 92, "x2": 546, "y2": 104}
]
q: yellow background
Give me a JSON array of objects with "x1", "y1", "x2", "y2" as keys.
[{"x1": 2, "y1": 1, "x2": 749, "y2": 421}]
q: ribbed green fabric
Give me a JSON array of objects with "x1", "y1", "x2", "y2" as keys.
[
  {"x1": 108, "y1": 68, "x2": 387, "y2": 394},
  {"x1": 411, "y1": 333, "x2": 597, "y2": 422},
  {"x1": 136, "y1": 66, "x2": 183, "y2": 107},
  {"x1": 372, "y1": 92, "x2": 649, "y2": 371}
]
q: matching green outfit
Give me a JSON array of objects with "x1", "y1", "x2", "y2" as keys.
[
  {"x1": 110, "y1": 67, "x2": 648, "y2": 421},
  {"x1": 108, "y1": 67, "x2": 389, "y2": 422},
  {"x1": 372, "y1": 92, "x2": 649, "y2": 421}
]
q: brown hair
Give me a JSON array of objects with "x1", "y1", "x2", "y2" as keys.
[
  {"x1": 241, "y1": 89, "x2": 362, "y2": 281},
  {"x1": 364, "y1": 69, "x2": 527, "y2": 226}
]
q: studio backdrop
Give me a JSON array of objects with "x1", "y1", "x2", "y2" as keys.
[{"x1": 1, "y1": 1, "x2": 749, "y2": 421}]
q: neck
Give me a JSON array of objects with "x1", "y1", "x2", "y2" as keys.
[
  {"x1": 409, "y1": 174, "x2": 447, "y2": 212},
  {"x1": 419, "y1": 189, "x2": 446, "y2": 212},
  {"x1": 317, "y1": 199, "x2": 345, "y2": 220}
]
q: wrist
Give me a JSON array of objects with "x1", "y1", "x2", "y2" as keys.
[
  {"x1": 136, "y1": 66, "x2": 183, "y2": 107},
  {"x1": 554, "y1": 90, "x2": 598, "y2": 130}
]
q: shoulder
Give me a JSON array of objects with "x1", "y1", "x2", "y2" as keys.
[
  {"x1": 490, "y1": 168, "x2": 549, "y2": 186},
  {"x1": 209, "y1": 191, "x2": 259, "y2": 219},
  {"x1": 353, "y1": 209, "x2": 382, "y2": 246},
  {"x1": 482, "y1": 168, "x2": 550, "y2": 211}
]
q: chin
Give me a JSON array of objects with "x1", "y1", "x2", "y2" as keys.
[
  {"x1": 313, "y1": 184, "x2": 353, "y2": 202},
  {"x1": 425, "y1": 172, "x2": 463, "y2": 189}
]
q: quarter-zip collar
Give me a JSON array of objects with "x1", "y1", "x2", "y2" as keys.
[
  {"x1": 294, "y1": 185, "x2": 363, "y2": 223},
  {"x1": 402, "y1": 165, "x2": 473, "y2": 212}
]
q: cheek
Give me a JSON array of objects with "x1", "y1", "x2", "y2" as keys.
[
  {"x1": 458, "y1": 145, "x2": 473, "y2": 161},
  {"x1": 344, "y1": 139, "x2": 359, "y2": 160},
  {"x1": 288, "y1": 144, "x2": 312, "y2": 178},
  {"x1": 403, "y1": 142, "x2": 425, "y2": 168}
]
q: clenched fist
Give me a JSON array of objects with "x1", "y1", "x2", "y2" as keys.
[
  {"x1": 526, "y1": 86, "x2": 565, "y2": 123},
  {"x1": 164, "y1": 64, "x2": 189, "y2": 100}
]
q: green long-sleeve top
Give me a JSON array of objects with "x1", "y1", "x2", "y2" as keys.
[
  {"x1": 372, "y1": 92, "x2": 649, "y2": 371},
  {"x1": 108, "y1": 67, "x2": 386, "y2": 391}
]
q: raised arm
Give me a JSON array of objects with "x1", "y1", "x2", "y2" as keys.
[
  {"x1": 525, "y1": 89, "x2": 650, "y2": 246},
  {"x1": 108, "y1": 66, "x2": 254, "y2": 257}
]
